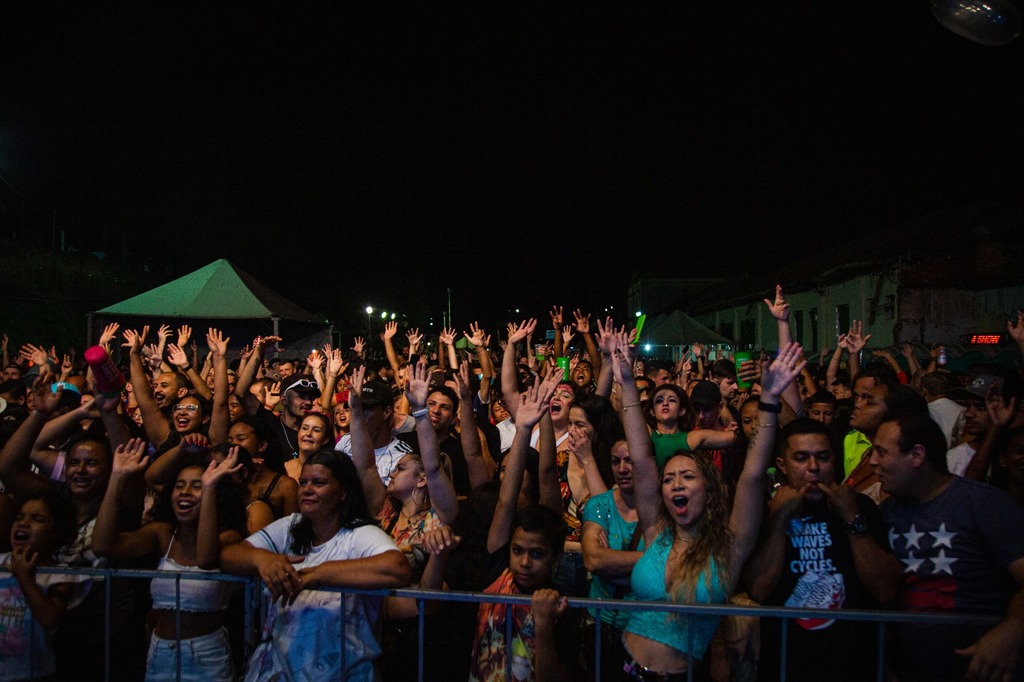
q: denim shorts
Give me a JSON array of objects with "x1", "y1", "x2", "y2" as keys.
[{"x1": 145, "y1": 627, "x2": 234, "y2": 682}]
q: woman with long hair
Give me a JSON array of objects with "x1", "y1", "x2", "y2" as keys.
[
  {"x1": 613, "y1": 336, "x2": 805, "y2": 678},
  {"x1": 648, "y1": 383, "x2": 738, "y2": 470},
  {"x1": 283, "y1": 412, "x2": 333, "y2": 481},
  {"x1": 92, "y1": 438, "x2": 247, "y2": 681},
  {"x1": 221, "y1": 448, "x2": 411, "y2": 681}
]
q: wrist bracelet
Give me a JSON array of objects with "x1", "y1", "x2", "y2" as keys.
[
  {"x1": 622, "y1": 401, "x2": 641, "y2": 409},
  {"x1": 412, "y1": 407, "x2": 429, "y2": 418},
  {"x1": 758, "y1": 400, "x2": 782, "y2": 414},
  {"x1": 181, "y1": 363, "x2": 192, "y2": 372}
]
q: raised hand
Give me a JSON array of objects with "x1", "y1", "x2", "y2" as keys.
[
  {"x1": 202, "y1": 446, "x2": 243, "y2": 489},
  {"x1": 549, "y1": 306, "x2": 563, "y2": 329},
  {"x1": 763, "y1": 284, "x2": 790, "y2": 321},
  {"x1": 60, "y1": 353, "x2": 73, "y2": 377},
  {"x1": 19, "y1": 343, "x2": 49, "y2": 367},
  {"x1": 156, "y1": 325, "x2": 172, "y2": 346},
  {"x1": 691, "y1": 342, "x2": 704, "y2": 359},
  {"x1": 573, "y1": 309, "x2": 591, "y2": 334},
  {"x1": 326, "y1": 347, "x2": 346, "y2": 377},
  {"x1": 452, "y1": 361, "x2": 473, "y2": 402},
  {"x1": 595, "y1": 317, "x2": 617, "y2": 356},
  {"x1": 985, "y1": 383, "x2": 1018, "y2": 429},
  {"x1": 846, "y1": 320, "x2": 871, "y2": 354},
  {"x1": 439, "y1": 327, "x2": 456, "y2": 345},
  {"x1": 761, "y1": 342, "x2": 807, "y2": 398},
  {"x1": 206, "y1": 328, "x2": 229, "y2": 358},
  {"x1": 351, "y1": 337, "x2": 365, "y2": 356},
  {"x1": 176, "y1": 325, "x2": 192, "y2": 348},
  {"x1": 561, "y1": 325, "x2": 575, "y2": 346},
  {"x1": 464, "y1": 322, "x2": 486, "y2": 348},
  {"x1": 111, "y1": 438, "x2": 149, "y2": 478},
  {"x1": 405, "y1": 359, "x2": 430, "y2": 410},
  {"x1": 406, "y1": 328, "x2": 423, "y2": 353},
  {"x1": 166, "y1": 344, "x2": 189, "y2": 369},
  {"x1": 121, "y1": 327, "x2": 149, "y2": 355},
  {"x1": 507, "y1": 319, "x2": 537, "y2": 344},
  {"x1": 515, "y1": 368, "x2": 563, "y2": 428},
  {"x1": 99, "y1": 323, "x2": 120, "y2": 350},
  {"x1": 899, "y1": 342, "x2": 914, "y2": 360},
  {"x1": 383, "y1": 320, "x2": 398, "y2": 340},
  {"x1": 348, "y1": 365, "x2": 366, "y2": 409},
  {"x1": 266, "y1": 381, "x2": 282, "y2": 408}
]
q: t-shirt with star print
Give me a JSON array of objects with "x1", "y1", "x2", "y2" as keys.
[{"x1": 880, "y1": 475, "x2": 1024, "y2": 681}]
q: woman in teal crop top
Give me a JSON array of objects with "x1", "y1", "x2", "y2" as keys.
[
  {"x1": 610, "y1": 337, "x2": 805, "y2": 677},
  {"x1": 92, "y1": 440, "x2": 247, "y2": 682}
]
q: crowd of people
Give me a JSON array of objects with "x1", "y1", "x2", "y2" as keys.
[{"x1": 0, "y1": 287, "x2": 1022, "y2": 682}]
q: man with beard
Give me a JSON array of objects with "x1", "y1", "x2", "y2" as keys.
[
  {"x1": 747, "y1": 418, "x2": 899, "y2": 681},
  {"x1": 123, "y1": 327, "x2": 190, "y2": 450}
]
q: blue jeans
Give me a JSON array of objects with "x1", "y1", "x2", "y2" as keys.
[{"x1": 145, "y1": 627, "x2": 234, "y2": 682}]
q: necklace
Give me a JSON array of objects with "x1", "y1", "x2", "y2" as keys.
[{"x1": 280, "y1": 419, "x2": 297, "y2": 459}]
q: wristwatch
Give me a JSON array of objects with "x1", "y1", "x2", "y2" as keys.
[{"x1": 842, "y1": 514, "x2": 868, "y2": 535}]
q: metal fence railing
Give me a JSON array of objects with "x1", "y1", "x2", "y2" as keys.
[{"x1": 5, "y1": 566, "x2": 1001, "y2": 682}]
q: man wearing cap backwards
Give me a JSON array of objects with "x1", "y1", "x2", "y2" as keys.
[{"x1": 334, "y1": 377, "x2": 413, "y2": 485}]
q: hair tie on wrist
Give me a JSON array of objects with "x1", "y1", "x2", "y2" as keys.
[
  {"x1": 758, "y1": 400, "x2": 782, "y2": 414},
  {"x1": 412, "y1": 407, "x2": 429, "y2": 418}
]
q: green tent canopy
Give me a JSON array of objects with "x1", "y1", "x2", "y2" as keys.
[
  {"x1": 96, "y1": 259, "x2": 322, "y2": 321},
  {"x1": 91, "y1": 259, "x2": 330, "y2": 354}
]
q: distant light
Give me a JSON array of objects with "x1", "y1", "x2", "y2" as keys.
[
  {"x1": 380, "y1": 311, "x2": 388, "y2": 319},
  {"x1": 635, "y1": 311, "x2": 642, "y2": 318},
  {"x1": 515, "y1": 308, "x2": 520, "y2": 313},
  {"x1": 365, "y1": 306, "x2": 373, "y2": 314},
  {"x1": 390, "y1": 313, "x2": 396, "y2": 320},
  {"x1": 644, "y1": 344, "x2": 652, "y2": 352}
]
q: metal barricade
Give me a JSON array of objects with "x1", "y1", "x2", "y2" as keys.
[{"x1": 5, "y1": 567, "x2": 1001, "y2": 682}]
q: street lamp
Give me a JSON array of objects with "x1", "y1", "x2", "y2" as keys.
[{"x1": 365, "y1": 306, "x2": 374, "y2": 334}]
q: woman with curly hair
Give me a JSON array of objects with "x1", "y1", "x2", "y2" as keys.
[{"x1": 611, "y1": 335, "x2": 805, "y2": 679}]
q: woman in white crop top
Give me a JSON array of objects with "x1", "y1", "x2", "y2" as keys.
[{"x1": 92, "y1": 438, "x2": 247, "y2": 682}]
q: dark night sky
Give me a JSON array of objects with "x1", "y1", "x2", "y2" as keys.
[{"x1": 2, "y1": 3, "x2": 1022, "y2": 330}]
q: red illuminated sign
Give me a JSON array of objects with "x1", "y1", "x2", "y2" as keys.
[{"x1": 969, "y1": 334, "x2": 1002, "y2": 345}]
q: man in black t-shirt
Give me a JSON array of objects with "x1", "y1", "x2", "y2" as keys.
[{"x1": 747, "y1": 419, "x2": 900, "y2": 681}]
